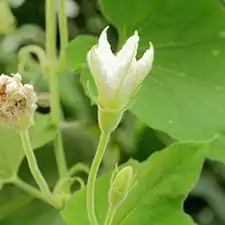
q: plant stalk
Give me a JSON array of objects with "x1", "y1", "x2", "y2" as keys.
[
  {"x1": 20, "y1": 130, "x2": 62, "y2": 209},
  {"x1": 104, "y1": 206, "x2": 116, "y2": 225},
  {"x1": 45, "y1": 0, "x2": 68, "y2": 181},
  {"x1": 58, "y1": 0, "x2": 68, "y2": 62},
  {"x1": 86, "y1": 132, "x2": 111, "y2": 225}
]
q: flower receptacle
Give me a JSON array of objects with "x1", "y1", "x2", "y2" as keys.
[{"x1": 98, "y1": 107, "x2": 123, "y2": 134}]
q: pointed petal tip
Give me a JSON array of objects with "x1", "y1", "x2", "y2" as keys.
[
  {"x1": 137, "y1": 42, "x2": 154, "y2": 68},
  {"x1": 122, "y1": 30, "x2": 139, "y2": 49},
  {"x1": 146, "y1": 42, "x2": 154, "y2": 56},
  {"x1": 101, "y1": 26, "x2": 111, "y2": 39},
  {"x1": 99, "y1": 26, "x2": 110, "y2": 46},
  {"x1": 102, "y1": 26, "x2": 109, "y2": 34},
  {"x1": 134, "y1": 30, "x2": 139, "y2": 36},
  {"x1": 149, "y1": 41, "x2": 154, "y2": 49},
  {"x1": 133, "y1": 30, "x2": 139, "y2": 41}
]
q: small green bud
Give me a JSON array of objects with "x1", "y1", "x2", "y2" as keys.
[{"x1": 108, "y1": 165, "x2": 136, "y2": 209}]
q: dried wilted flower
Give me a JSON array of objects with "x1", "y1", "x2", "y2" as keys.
[{"x1": 0, "y1": 73, "x2": 37, "y2": 130}]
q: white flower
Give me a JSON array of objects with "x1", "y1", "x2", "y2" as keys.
[
  {"x1": 87, "y1": 27, "x2": 154, "y2": 112},
  {"x1": 0, "y1": 73, "x2": 37, "y2": 130}
]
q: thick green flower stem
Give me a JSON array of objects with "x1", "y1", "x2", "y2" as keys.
[
  {"x1": 104, "y1": 206, "x2": 116, "y2": 225},
  {"x1": 20, "y1": 130, "x2": 62, "y2": 209},
  {"x1": 46, "y1": 0, "x2": 68, "y2": 181},
  {"x1": 86, "y1": 108, "x2": 123, "y2": 224},
  {"x1": 87, "y1": 132, "x2": 111, "y2": 225}
]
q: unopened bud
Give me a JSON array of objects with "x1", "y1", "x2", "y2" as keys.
[
  {"x1": 0, "y1": 73, "x2": 37, "y2": 130},
  {"x1": 108, "y1": 165, "x2": 136, "y2": 209}
]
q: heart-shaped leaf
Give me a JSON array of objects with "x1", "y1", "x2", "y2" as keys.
[{"x1": 62, "y1": 141, "x2": 208, "y2": 225}]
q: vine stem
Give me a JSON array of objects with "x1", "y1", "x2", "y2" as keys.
[
  {"x1": 58, "y1": 0, "x2": 68, "y2": 62},
  {"x1": 20, "y1": 130, "x2": 62, "y2": 209},
  {"x1": 12, "y1": 177, "x2": 45, "y2": 202},
  {"x1": 104, "y1": 206, "x2": 116, "y2": 225},
  {"x1": 87, "y1": 132, "x2": 111, "y2": 225},
  {"x1": 45, "y1": 0, "x2": 68, "y2": 180},
  {"x1": 18, "y1": 45, "x2": 47, "y2": 74}
]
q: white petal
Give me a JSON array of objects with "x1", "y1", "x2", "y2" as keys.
[
  {"x1": 116, "y1": 31, "x2": 139, "y2": 65},
  {"x1": 94, "y1": 27, "x2": 128, "y2": 93},
  {"x1": 120, "y1": 43, "x2": 154, "y2": 101},
  {"x1": 87, "y1": 46, "x2": 106, "y2": 87},
  {"x1": 136, "y1": 43, "x2": 154, "y2": 82},
  {"x1": 113, "y1": 31, "x2": 139, "y2": 87},
  {"x1": 96, "y1": 26, "x2": 117, "y2": 69},
  {"x1": 87, "y1": 46, "x2": 116, "y2": 101}
]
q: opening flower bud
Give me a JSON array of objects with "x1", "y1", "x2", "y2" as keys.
[
  {"x1": 87, "y1": 27, "x2": 154, "y2": 113},
  {"x1": 0, "y1": 73, "x2": 37, "y2": 130},
  {"x1": 108, "y1": 165, "x2": 136, "y2": 209}
]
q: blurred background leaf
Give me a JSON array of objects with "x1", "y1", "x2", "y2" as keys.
[
  {"x1": 0, "y1": 0, "x2": 16, "y2": 34},
  {"x1": 62, "y1": 141, "x2": 208, "y2": 225},
  {"x1": 0, "y1": 197, "x2": 65, "y2": 225},
  {"x1": 66, "y1": 35, "x2": 97, "y2": 71},
  {"x1": 0, "y1": 113, "x2": 56, "y2": 182},
  {"x1": 100, "y1": 0, "x2": 225, "y2": 142}
]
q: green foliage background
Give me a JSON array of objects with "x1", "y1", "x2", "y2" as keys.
[{"x1": 1, "y1": 0, "x2": 225, "y2": 225}]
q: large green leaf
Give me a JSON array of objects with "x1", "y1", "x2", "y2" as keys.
[
  {"x1": 0, "y1": 198, "x2": 65, "y2": 225},
  {"x1": 0, "y1": 182, "x2": 3, "y2": 193},
  {"x1": 208, "y1": 133, "x2": 225, "y2": 164},
  {"x1": 66, "y1": 35, "x2": 97, "y2": 71},
  {"x1": 62, "y1": 141, "x2": 208, "y2": 225},
  {"x1": 99, "y1": 0, "x2": 225, "y2": 141},
  {"x1": 0, "y1": 113, "x2": 57, "y2": 181},
  {"x1": 100, "y1": 0, "x2": 152, "y2": 39}
]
